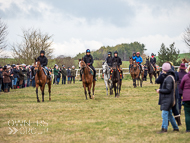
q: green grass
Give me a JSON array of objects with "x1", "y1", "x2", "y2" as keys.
[{"x1": 0, "y1": 79, "x2": 189, "y2": 143}]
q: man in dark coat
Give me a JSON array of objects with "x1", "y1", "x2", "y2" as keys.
[
  {"x1": 36, "y1": 50, "x2": 50, "y2": 79},
  {"x1": 61, "y1": 65, "x2": 67, "y2": 84},
  {"x1": 83, "y1": 49, "x2": 97, "y2": 81},
  {"x1": 156, "y1": 63, "x2": 179, "y2": 133},
  {"x1": 105, "y1": 52, "x2": 112, "y2": 67},
  {"x1": 0, "y1": 65, "x2": 3, "y2": 92},
  {"x1": 12, "y1": 65, "x2": 19, "y2": 89}
]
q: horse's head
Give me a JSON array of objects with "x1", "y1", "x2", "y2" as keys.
[
  {"x1": 129, "y1": 57, "x2": 132, "y2": 65},
  {"x1": 145, "y1": 57, "x2": 150, "y2": 66},
  {"x1": 182, "y1": 58, "x2": 188, "y2": 63},
  {"x1": 102, "y1": 61, "x2": 108, "y2": 73},
  {"x1": 80, "y1": 58, "x2": 86, "y2": 69},
  {"x1": 34, "y1": 58, "x2": 41, "y2": 72},
  {"x1": 112, "y1": 62, "x2": 118, "y2": 70},
  {"x1": 132, "y1": 59, "x2": 137, "y2": 70}
]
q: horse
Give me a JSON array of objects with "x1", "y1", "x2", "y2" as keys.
[
  {"x1": 129, "y1": 57, "x2": 144, "y2": 88},
  {"x1": 145, "y1": 56, "x2": 157, "y2": 84},
  {"x1": 34, "y1": 59, "x2": 51, "y2": 102},
  {"x1": 102, "y1": 61, "x2": 113, "y2": 95},
  {"x1": 79, "y1": 58, "x2": 96, "y2": 100},
  {"x1": 111, "y1": 62, "x2": 121, "y2": 97},
  {"x1": 182, "y1": 58, "x2": 189, "y2": 67}
]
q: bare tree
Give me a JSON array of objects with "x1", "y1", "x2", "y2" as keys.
[
  {"x1": 0, "y1": 18, "x2": 8, "y2": 54},
  {"x1": 55, "y1": 56, "x2": 76, "y2": 68},
  {"x1": 11, "y1": 28, "x2": 54, "y2": 64},
  {"x1": 183, "y1": 25, "x2": 190, "y2": 51}
]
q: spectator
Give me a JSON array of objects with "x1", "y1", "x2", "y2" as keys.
[
  {"x1": 2, "y1": 66, "x2": 11, "y2": 93},
  {"x1": 27, "y1": 66, "x2": 31, "y2": 87},
  {"x1": 22, "y1": 65, "x2": 27, "y2": 88},
  {"x1": 18, "y1": 66, "x2": 24, "y2": 88},
  {"x1": 12, "y1": 65, "x2": 19, "y2": 89},
  {"x1": 57, "y1": 68, "x2": 61, "y2": 84},
  {"x1": 61, "y1": 65, "x2": 67, "y2": 84},
  {"x1": 0, "y1": 65, "x2": 3, "y2": 92},
  {"x1": 143, "y1": 64, "x2": 148, "y2": 81},
  {"x1": 71, "y1": 66, "x2": 76, "y2": 84},
  {"x1": 178, "y1": 63, "x2": 187, "y2": 114},
  {"x1": 180, "y1": 66, "x2": 190, "y2": 132},
  {"x1": 156, "y1": 62, "x2": 179, "y2": 133},
  {"x1": 67, "y1": 67, "x2": 71, "y2": 84},
  {"x1": 7, "y1": 66, "x2": 13, "y2": 92},
  {"x1": 54, "y1": 65, "x2": 59, "y2": 85}
]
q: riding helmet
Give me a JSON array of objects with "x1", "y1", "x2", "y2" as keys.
[
  {"x1": 114, "y1": 51, "x2": 118, "y2": 54},
  {"x1": 40, "y1": 50, "x2": 45, "y2": 55},
  {"x1": 86, "y1": 49, "x2": 90, "y2": 53},
  {"x1": 136, "y1": 52, "x2": 140, "y2": 55},
  {"x1": 151, "y1": 53, "x2": 154, "y2": 56},
  {"x1": 108, "y1": 52, "x2": 111, "y2": 55}
]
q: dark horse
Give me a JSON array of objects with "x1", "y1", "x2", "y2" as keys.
[
  {"x1": 129, "y1": 57, "x2": 144, "y2": 88},
  {"x1": 145, "y1": 56, "x2": 157, "y2": 84},
  {"x1": 34, "y1": 59, "x2": 52, "y2": 102},
  {"x1": 79, "y1": 58, "x2": 96, "y2": 100},
  {"x1": 111, "y1": 62, "x2": 122, "y2": 97}
]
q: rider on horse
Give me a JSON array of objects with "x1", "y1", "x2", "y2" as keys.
[
  {"x1": 112, "y1": 51, "x2": 122, "y2": 69},
  {"x1": 83, "y1": 49, "x2": 97, "y2": 81},
  {"x1": 150, "y1": 53, "x2": 157, "y2": 71},
  {"x1": 106, "y1": 52, "x2": 112, "y2": 67},
  {"x1": 36, "y1": 50, "x2": 51, "y2": 79},
  {"x1": 129, "y1": 52, "x2": 137, "y2": 71},
  {"x1": 136, "y1": 52, "x2": 143, "y2": 71}
]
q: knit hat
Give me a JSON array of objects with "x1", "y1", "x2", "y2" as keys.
[{"x1": 162, "y1": 63, "x2": 171, "y2": 72}]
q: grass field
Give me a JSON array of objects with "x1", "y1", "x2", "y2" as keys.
[{"x1": 0, "y1": 80, "x2": 189, "y2": 143}]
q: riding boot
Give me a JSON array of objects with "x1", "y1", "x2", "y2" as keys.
[{"x1": 175, "y1": 116, "x2": 182, "y2": 126}]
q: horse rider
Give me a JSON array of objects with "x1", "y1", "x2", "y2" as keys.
[
  {"x1": 129, "y1": 52, "x2": 137, "y2": 71},
  {"x1": 36, "y1": 50, "x2": 51, "y2": 79},
  {"x1": 83, "y1": 49, "x2": 97, "y2": 81},
  {"x1": 105, "y1": 52, "x2": 112, "y2": 67},
  {"x1": 136, "y1": 52, "x2": 143, "y2": 71},
  {"x1": 150, "y1": 53, "x2": 157, "y2": 71},
  {"x1": 112, "y1": 51, "x2": 122, "y2": 69}
]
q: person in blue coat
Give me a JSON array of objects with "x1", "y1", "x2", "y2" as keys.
[{"x1": 136, "y1": 52, "x2": 143, "y2": 71}]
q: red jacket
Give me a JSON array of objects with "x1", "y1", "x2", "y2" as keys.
[{"x1": 180, "y1": 71, "x2": 190, "y2": 101}]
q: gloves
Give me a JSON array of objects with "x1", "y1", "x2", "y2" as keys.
[
  {"x1": 87, "y1": 63, "x2": 90, "y2": 66},
  {"x1": 138, "y1": 62, "x2": 140, "y2": 64}
]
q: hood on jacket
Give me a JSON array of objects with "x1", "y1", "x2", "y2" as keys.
[{"x1": 167, "y1": 69, "x2": 175, "y2": 78}]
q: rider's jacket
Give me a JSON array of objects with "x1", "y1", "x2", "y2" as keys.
[
  {"x1": 136, "y1": 56, "x2": 143, "y2": 64},
  {"x1": 112, "y1": 56, "x2": 122, "y2": 66},
  {"x1": 106, "y1": 56, "x2": 112, "y2": 67},
  {"x1": 37, "y1": 55, "x2": 48, "y2": 67},
  {"x1": 150, "y1": 57, "x2": 156, "y2": 65},
  {"x1": 83, "y1": 54, "x2": 94, "y2": 67}
]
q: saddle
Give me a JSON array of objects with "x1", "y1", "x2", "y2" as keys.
[
  {"x1": 81, "y1": 67, "x2": 94, "y2": 75},
  {"x1": 151, "y1": 64, "x2": 156, "y2": 71}
]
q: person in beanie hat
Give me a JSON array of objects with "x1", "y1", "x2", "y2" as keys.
[
  {"x1": 156, "y1": 62, "x2": 179, "y2": 133},
  {"x1": 180, "y1": 65, "x2": 190, "y2": 132},
  {"x1": 0, "y1": 65, "x2": 3, "y2": 92},
  {"x1": 178, "y1": 63, "x2": 187, "y2": 114},
  {"x1": 67, "y1": 67, "x2": 71, "y2": 84},
  {"x1": 106, "y1": 52, "x2": 112, "y2": 67},
  {"x1": 61, "y1": 65, "x2": 67, "y2": 84},
  {"x1": 2, "y1": 66, "x2": 11, "y2": 93}
]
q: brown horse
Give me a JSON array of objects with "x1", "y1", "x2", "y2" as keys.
[
  {"x1": 182, "y1": 58, "x2": 188, "y2": 64},
  {"x1": 79, "y1": 58, "x2": 96, "y2": 100},
  {"x1": 34, "y1": 59, "x2": 51, "y2": 102},
  {"x1": 145, "y1": 57, "x2": 157, "y2": 84},
  {"x1": 129, "y1": 57, "x2": 144, "y2": 88}
]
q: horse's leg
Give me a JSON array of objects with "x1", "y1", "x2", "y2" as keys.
[
  {"x1": 150, "y1": 74, "x2": 153, "y2": 84},
  {"x1": 92, "y1": 80, "x2": 95, "y2": 96},
  {"x1": 40, "y1": 86, "x2": 44, "y2": 102},
  {"x1": 154, "y1": 73, "x2": 157, "y2": 84},
  {"x1": 113, "y1": 83, "x2": 116, "y2": 97},
  {"x1": 36, "y1": 85, "x2": 40, "y2": 102},
  {"x1": 105, "y1": 80, "x2": 108, "y2": 96},
  {"x1": 88, "y1": 83, "x2": 92, "y2": 99},
  {"x1": 133, "y1": 78, "x2": 136, "y2": 88},
  {"x1": 48, "y1": 80, "x2": 51, "y2": 101},
  {"x1": 83, "y1": 83, "x2": 87, "y2": 100}
]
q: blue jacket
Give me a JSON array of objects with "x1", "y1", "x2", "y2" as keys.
[
  {"x1": 132, "y1": 56, "x2": 137, "y2": 60},
  {"x1": 136, "y1": 56, "x2": 143, "y2": 64}
]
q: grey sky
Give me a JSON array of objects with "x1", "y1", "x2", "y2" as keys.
[{"x1": 0, "y1": 0, "x2": 190, "y2": 57}]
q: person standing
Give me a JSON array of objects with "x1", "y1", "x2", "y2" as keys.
[
  {"x1": 12, "y1": 65, "x2": 19, "y2": 89},
  {"x1": 178, "y1": 63, "x2": 187, "y2": 114},
  {"x1": 67, "y1": 67, "x2": 71, "y2": 84},
  {"x1": 156, "y1": 62, "x2": 179, "y2": 133},
  {"x1": 27, "y1": 66, "x2": 31, "y2": 87},
  {"x1": 53, "y1": 65, "x2": 59, "y2": 85},
  {"x1": 180, "y1": 66, "x2": 190, "y2": 132},
  {"x1": 18, "y1": 66, "x2": 24, "y2": 89},
  {"x1": 71, "y1": 66, "x2": 76, "y2": 84},
  {"x1": 143, "y1": 64, "x2": 148, "y2": 81},
  {"x1": 61, "y1": 65, "x2": 67, "y2": 84},
  {"x1": 0, "y1": 66, "x2": 3, "y2": 92},
  {"x1": 22, "y1": 65, "x2": 27, "y2": 88},
  {"x1": 2, "y1": 66, "x2": 11, "y2": 93}
]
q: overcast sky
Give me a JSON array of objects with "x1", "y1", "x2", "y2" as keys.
[{"x1": 0, "y1": 0, "x2": 190, "y2": 57}]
